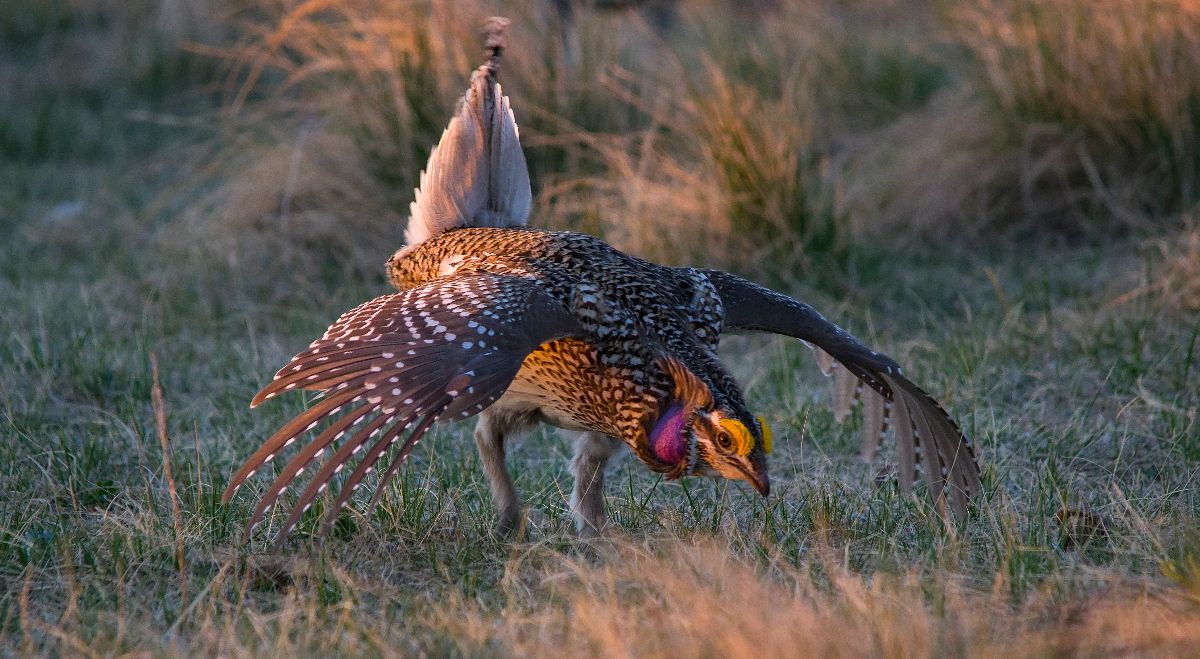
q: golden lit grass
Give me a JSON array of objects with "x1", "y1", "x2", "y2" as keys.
[
  {"x1": 190, "y1": 0, "x2": 1200, "y2": 272},
  {"x1": 11, "y1": 538, "x2": 1200, "y2": 656},
  {"x1": 162, "y1": 126, "x2": 402, "y2": 293},
  {"x1": 539, "y1": 38, "x2": 834, "y2": 269},
  {"x1": 945, "y1": 0, "x2": 1200, "y2": 224},
  {"x1": 438, "y1": 539, "x2": 1200, "y2": 658},
  {"x1": 190, "y1": 0, "x2": 931, "y2": 275},
  {"x1": 188, "y1": 0, "x2": 699, "y2": 278},
  {"x1": 847, "y1": 0, "x2": 1200, "y2": 236}
]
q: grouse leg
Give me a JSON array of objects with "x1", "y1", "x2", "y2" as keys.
[
  {"x1": 473, "y1": 408, "x2": 527, "y2": 536},
  {"x1": 570, "y1": 431, "x2": 623, "y2": 538}
]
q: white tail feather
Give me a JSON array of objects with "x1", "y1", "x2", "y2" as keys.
[{"x1": 403, "y1": 66, "x2": 531, "y2": 248}]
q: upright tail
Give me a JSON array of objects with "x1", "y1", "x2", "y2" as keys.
[{"x1": 401, "y1": 17, "x2": 532, "y2": 250}]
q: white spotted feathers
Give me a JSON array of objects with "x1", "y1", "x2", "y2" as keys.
[{"x1": 223, "y1": 274, "x2": 578, "y2": 548}]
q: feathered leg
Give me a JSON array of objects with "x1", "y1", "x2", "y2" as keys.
[
  {"x1": 474, "y1": 408, "x2": 527, "y2": 535},
  {"x1": 570, "y1": 432, "x2": 623, "y2": 538}
]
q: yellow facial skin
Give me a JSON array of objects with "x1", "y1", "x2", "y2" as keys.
[
  {"x1": 703, "y1": 413, "x2": 771, "y2": 496},
  {"x1": 757, "y1": 416, "x2": 773, "y2": 454},
  {"x1": 717, "y1": 418, "x2": 754, "y2": 455},
  {"x1": 717, "y1": 417, "x2": 771, "y2": 455}
]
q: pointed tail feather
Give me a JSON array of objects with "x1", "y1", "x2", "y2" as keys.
[{"x1": 402, "y1": 22, "x2": 530, "y2": 249}]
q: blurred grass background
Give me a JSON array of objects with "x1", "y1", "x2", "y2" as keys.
[{"x1": 1, "y1": 0, "x2": 1199, "y2": 655}]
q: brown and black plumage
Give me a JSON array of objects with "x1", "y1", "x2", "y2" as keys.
[{"x1": 223, "y1": 20, "x2": 981, "y2": 547}]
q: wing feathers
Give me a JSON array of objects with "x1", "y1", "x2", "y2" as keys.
[
  {"x1": 891, "y1": 394, "x2": 916, "y2": 497},
  {"x1": 903, "y1": 386, "x2": 947, "y2": 514},
  {"x1": 340, "y1": 413, "x2": 440, "y2": 536},
  {"x1": 862, "y1": 389, "x2": 886, "y2": 462},
  {"x1": 245, "y1": 400, "x2": 385, "y2": 533},
  {"x1": 243, "y1": 366, "x2": 454, "y2": 534},
  {"x1": 266, "y1": 412, "x2": 396, "y2": 541},
  {"x1": 702, "y1": 269, "x2": 982, "y2": 519},
  {"x1": 885, "y1": 374, "x2": 980, "y2": 518},
  {"x1": 225, "y1": 386, "x2": 368, "y2": 498},
  {"x1": 229, "y1": 273, "x2": 581, "y2": 546},
  {"x1": 832, "y1": 364, "x2": 859, "y2": 423},
  {"x1": 813, "y1": 346, "x2": 836, "y2": 376}
]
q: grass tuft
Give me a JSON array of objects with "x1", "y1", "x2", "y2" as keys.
[{"x1": 947, "y1": 0, "x2": 1200, "y2": 225}]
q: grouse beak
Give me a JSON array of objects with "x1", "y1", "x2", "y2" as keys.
[
  {"x1": 750, "y1": 471, "x2": 770, "y2": 497},
  {"x1": 736, "y1": 462, "x2": 770, "y2": 497}
]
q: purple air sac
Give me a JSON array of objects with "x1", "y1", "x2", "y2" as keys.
[{"x1": 649, "y1": 404, "x2": 688, "y2": 465}]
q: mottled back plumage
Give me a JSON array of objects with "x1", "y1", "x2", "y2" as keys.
[{"x1": 389, "y1": 227, "x2": 758, "y2": 471}]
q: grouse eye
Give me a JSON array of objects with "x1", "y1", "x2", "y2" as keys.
[{"x1": 716, "y1": 432, "x2": 733, "y2": 451}]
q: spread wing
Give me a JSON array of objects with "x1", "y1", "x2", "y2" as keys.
[
  {"x1": 700, "y1": 269, "x2": 982, "y2": 519},
  {"x1": 223, "y1": 273, "x2": 579, "y2": 547}
]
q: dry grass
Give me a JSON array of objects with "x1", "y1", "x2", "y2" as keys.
[
  {"x1": 844, "y1": 92, "x2": 1018, "y2": 240},
  {"x1": 847, "y1": 0, "x2": 1200, "y2": 237},
  {"x1": 1156, "y1": 223, "x2": 1200, "y2": 311},
  {"x1": 947, "y1": 0, "x2": 1200, "y2": 225},
  {"x1": 162, "y1": 126, "x2": 403, "y2": 295},
  {"x1": 10, "y1": 538, "x2": 1200, "y2": 656},
  {"x1": 186, "y1": 0, "x2": 943, "y2": 275},
  {"x1": 1110, "y1": 217, "x2": 1200, "y2": 311},
  {"x1": 536, "y1": 24, "x2": 838, "y2": 268},
  {"x1": 186, "y1": 0, "x2": 1200, "y2": 272},
  {"x1": 181, "y1": 0, "x2": 694, "y2": 278},
  {"x1": 438, "y1": 540, "x2": 1200, "y2": 658}
]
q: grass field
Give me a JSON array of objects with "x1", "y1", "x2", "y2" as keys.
[{"x1": 2, "y1": 1, "x2": 1199, "y2": 656}]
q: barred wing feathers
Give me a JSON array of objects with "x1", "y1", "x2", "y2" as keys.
[
  {"x1": 701, "y1": 269, "x2": 982, "y2": 519},
  {"x1": 224, "y1": 273, "x2": 579, "y2": 546}
]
